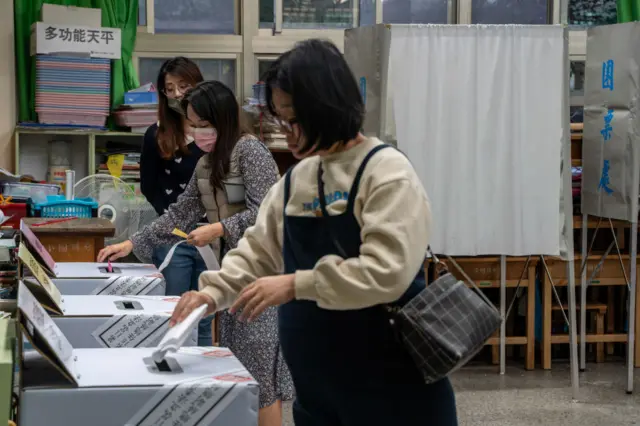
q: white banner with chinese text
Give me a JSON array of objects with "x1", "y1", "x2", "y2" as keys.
[{"x1": 30, "y1": 21, "x2": 121, "y2": 59}]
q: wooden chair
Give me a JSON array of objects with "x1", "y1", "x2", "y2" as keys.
[{"x1": 551, "y1": 303, "x2": 608, "y2": 363}]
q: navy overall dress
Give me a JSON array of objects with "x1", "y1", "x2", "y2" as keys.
[{"x1": 279, "y1": 144, "x2": 458, "y2": 426}]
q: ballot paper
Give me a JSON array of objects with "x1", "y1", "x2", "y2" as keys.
[
  {"x1": 152, "y1": 304, "x2": 208, "y2": 363},
  {"x1": 0, "y1": 210, "x2": 11, "y2": 227},
  {"x1": 159, "y1": 234, "x2": 220, "y2": 272}
]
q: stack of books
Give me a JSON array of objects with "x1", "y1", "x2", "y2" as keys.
[{"x1": 97, "y1": 152, "x2": 141, "y2": 189}]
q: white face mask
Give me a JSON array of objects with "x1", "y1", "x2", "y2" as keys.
[{"x1": 191, "y1": 128, "x2": 218, "y2": 153}]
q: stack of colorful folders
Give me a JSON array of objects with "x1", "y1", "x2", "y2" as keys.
[{"x1": 35, "y1": 55, "x2": 111, "y2": 127}]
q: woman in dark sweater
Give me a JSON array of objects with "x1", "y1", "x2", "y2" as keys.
[{"x1": 139, "y1": 57, "x2": 212, "y2": 345}]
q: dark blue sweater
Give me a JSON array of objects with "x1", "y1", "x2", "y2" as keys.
[{"x1": 140, "y1": 123, "x2": 206, "y2": 216}]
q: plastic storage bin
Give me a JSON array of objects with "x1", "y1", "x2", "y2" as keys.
[
  {"x1": 35, "y1": 55, "x2": 111, "y2": 127},
  {"x1": 1, "y1": 182, "x2": 60, "y2": 203},
  {"x1": 29, "y1": 195, "x2": 98, "y2": 218},
  {"x1": 113, "y1": 109, "x2": 157, "y2": 128}
]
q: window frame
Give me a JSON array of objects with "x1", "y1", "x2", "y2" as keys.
[
  {"x1": 459, "y1": 0, "x2": 554, "y2": 25},
  {"x1": 133, "y1": 0, "x2": 587, "y2": 102},
  {"x1": 256, "y1": 55, "x2": 279, "y2": 76},
  {"x1": 133, "y1": 52, "x2": 243, "y2": 98},
  {"x1": 137, "y1": 0, "x2": 241, "y2": 35},
  {"x1": 137, "y1": 0, "x2": 154, "y2": 33}
]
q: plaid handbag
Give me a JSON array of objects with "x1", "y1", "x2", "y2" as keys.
[{"x1": 389, "y1": 248, "x2": 502, "y2": 384}]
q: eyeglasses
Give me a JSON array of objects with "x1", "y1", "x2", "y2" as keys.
[
  {"x1": 275, "y1": 117, "x2": 298, "y2": 134},
  {"x1": 163, "y1": 84, "x2": 192, "y2": 97}
]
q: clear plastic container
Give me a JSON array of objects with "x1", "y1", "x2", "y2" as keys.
[{"x1": 1, "y1": 182, "x2": 61, "y2": 202}]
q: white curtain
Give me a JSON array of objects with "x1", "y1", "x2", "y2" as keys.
[{"x1": 390, "y1": 25, "x2": 565, "y2": 256}]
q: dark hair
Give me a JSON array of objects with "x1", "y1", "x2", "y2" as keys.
[
  {"x1": 264, "y1": 39, "x2": 364, "y2": 155},
  {"x1": 182, "y1": 81, "x2": 248, "y2": 190},
  {"x1": 156, "y1": 57, "x2": 204, "y2": 159}
]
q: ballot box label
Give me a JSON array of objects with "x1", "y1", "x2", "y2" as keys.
[
  {"x1": 125, "y1": 375, "x2": 248, "y2": 426},
  {"x1": 18, "y1": 243, "x2": 63, "y2": 310},
  {"x1": 92, "y1": 315, "x2": 170, "y2": 348},
  {"x1": 17, "y1": 281, "x2": 76, "y2": 377},
  {"x1": 91, "y1": 276, "x2": 163, "y2": 296}
]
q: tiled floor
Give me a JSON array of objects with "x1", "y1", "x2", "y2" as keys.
[{"x1": 282, "y1": 363, "x2": 640, "y2": 425}]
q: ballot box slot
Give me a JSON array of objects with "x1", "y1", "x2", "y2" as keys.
[
  {"x1": 143, "y1": 356, "x2": 183, "y2": 374},
  {"x1": 98, "y1": 267, "x2": 122, "y2": 274},
  {"x1": 114, "y1": 301, "x2": 143, "y2": 311}
]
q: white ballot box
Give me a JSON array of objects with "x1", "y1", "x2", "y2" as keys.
[
  {"x1": 17, "y1": 244, "x2": 196, "y2": 348},
  {"x1": 20, "y1": 221, "x2": 166, "y2": 296},
  {"x1": 52, "y1": 262, "x2": 165, "y2": 296},
  {"x1": 17, "y1": 283, "x2": 259, "y2": 426}
]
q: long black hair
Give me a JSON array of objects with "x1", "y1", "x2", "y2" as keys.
[
  {"x1": 263, "y1": 39, "x2": 364, "y2": 155},
  {"x1": 155, "y1": 57, "x2": 204, "y2": 159},
  {"x1": 182, "y1": 81, "x2": 248, "y2": 190}
]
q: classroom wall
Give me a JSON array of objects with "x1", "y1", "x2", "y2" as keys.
[{"x1": 0, "y1": 1, "x2": 16, "y2": 172}]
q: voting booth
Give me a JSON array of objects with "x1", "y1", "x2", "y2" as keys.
[
  {"x1": 20, "y1": 221, "x2": 166, "y2": 296},
  {"x1": 344, "y1": 24, "x2": 580, "y2": 397},
  {"x1": 17, "y1": 283, "x2": 258, "y2": 426},
  {"x1": 17, "y1": 246, "x2": 196, "y2": 348}
]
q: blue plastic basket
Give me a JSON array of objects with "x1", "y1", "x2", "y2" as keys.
[{"x1": 29, "y1": 195, "x2": 98, "y2": 218}]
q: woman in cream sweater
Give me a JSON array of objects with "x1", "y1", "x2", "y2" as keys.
[{"x1": 171, "y1": 40, "x2": 458, "y2": 425}]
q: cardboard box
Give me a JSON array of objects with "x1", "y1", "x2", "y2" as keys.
[
  {"x1": 17, "y1": 245, "x2": 195, "y2": 349},
  {"x1": 17, "y1": 283, "x2": 259, "y2": 426},
  {"x1": 41, "y1": 4, "x2": 102, "y2": 27},
  {"x1": 21, "y1": 222, "x2": 166, "y2": 296},
  {"x1": 30, "y1": 21, "x2": 121, "y2": 60}
]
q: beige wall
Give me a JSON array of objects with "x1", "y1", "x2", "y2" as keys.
[{"x1": 0, "y1": 1, "x2": 15, "y2": 172}]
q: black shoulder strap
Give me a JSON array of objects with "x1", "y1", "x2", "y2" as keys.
[
  {"x1": 283, "y1": 164, "x2": 296, "y2": 210},
  {"x1": 346, "y1": 144, "x2": 393, "y2": 209}
]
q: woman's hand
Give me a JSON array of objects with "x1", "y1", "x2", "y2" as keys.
[
  {"x1": 97, "y1": 240, "x2": 133, "y2": 262},
  {"x1": 186, "y1": 223, "x2": 224, "y2": 247},
  {"x1": 230, "y1": 274, "x2": 296, "y2": 322},
  {"x1": 170, "y1": 291, "x2": 216, "y2": 327}
]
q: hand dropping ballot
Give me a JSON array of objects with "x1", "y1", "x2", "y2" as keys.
[
  {"x1": 158, "y1": 228, "x2": 221, "y2": 272},
  {"x1": 152, "y1": 304, "x2": 208, "y2": 364},
  {"x1": 20, "y1": 220, "x2": 166, "y2": 296}
]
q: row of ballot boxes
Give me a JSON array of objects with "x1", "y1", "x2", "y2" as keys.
[
  {"x1": 8, "y1": 220, "x2": 259, "y2": 425},
  {"x1": 18, "y1": 221, "x2": 190, "y2": 349},
  {"x1": 21, "y1": 221, "x2": 166, "y2": 297},
  {"x1": 18, "y1": 282, "x2": 258, "y2": 426}
]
